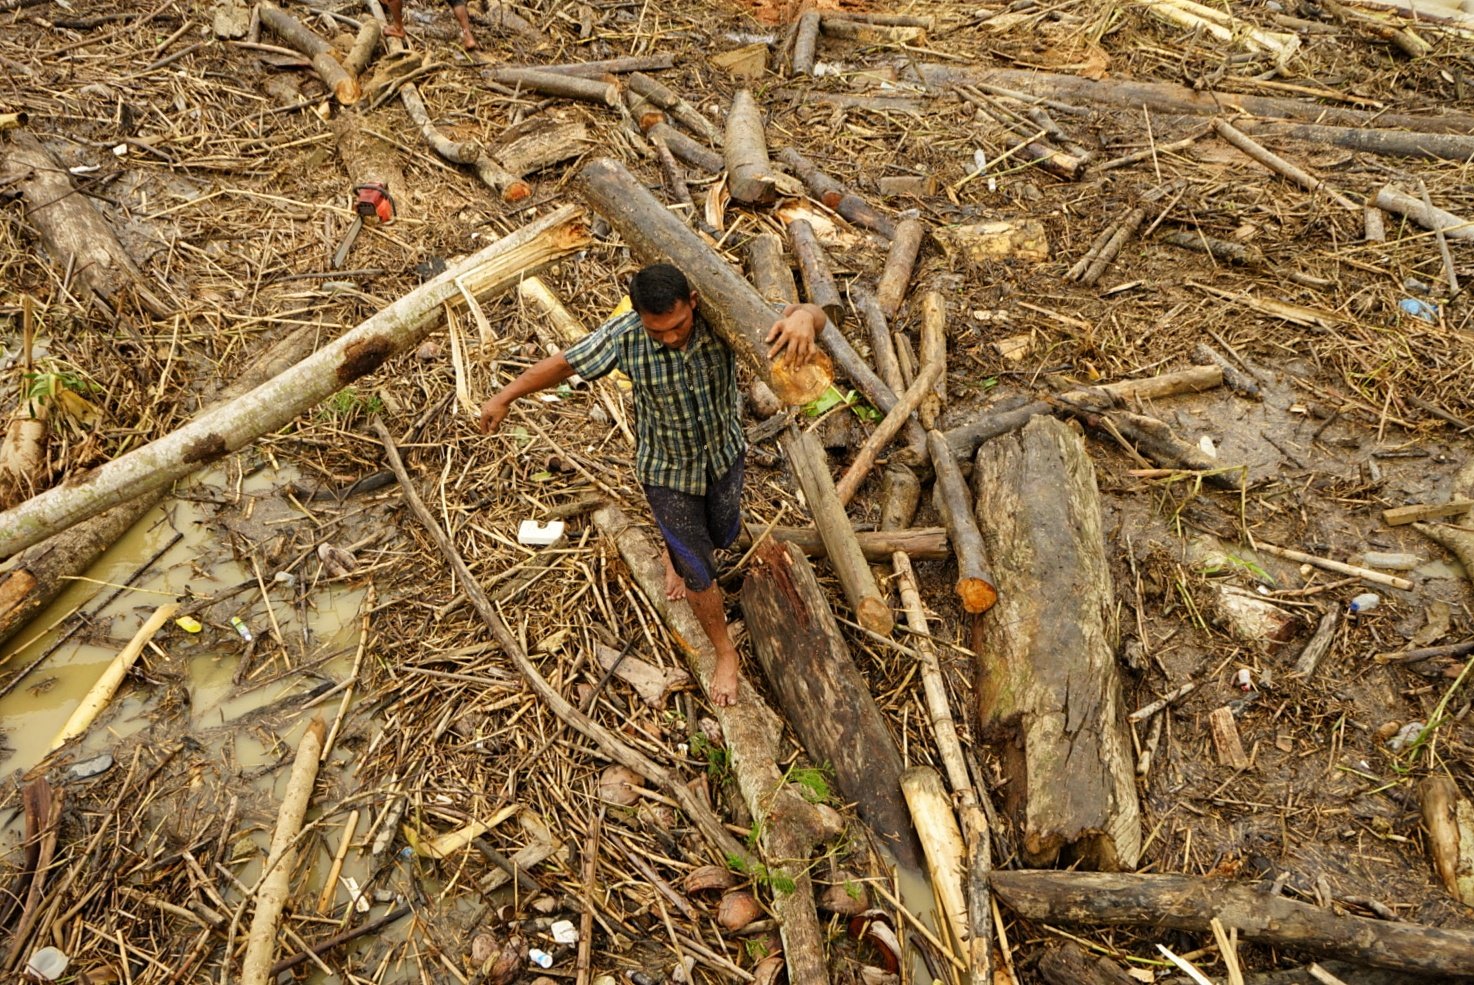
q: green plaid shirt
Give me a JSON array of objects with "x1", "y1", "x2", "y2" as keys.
[{"x1": 564, "y1": 310, "x2": 744, "y2": 495}]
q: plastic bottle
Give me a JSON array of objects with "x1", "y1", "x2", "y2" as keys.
[
  {"x1": 528, "y1": 948, "x2": 554, "y2": 969},
  {"x1": 1348, "y1": 593, "x2": 1381, "y2": 614},
  {"x1": 230, "y1": 616, "x2": 253, "y2": 642}
]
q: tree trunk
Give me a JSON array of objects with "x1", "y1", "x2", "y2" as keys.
[
  {"x1": 876, "y1": 220, "x2": 925, "y2": 319},
  {"x1": 737, "y1": 524, "x2": 948, "y2": 562},
  {"x1": 258, "y1": 2, "x2": 359, "y2": 103},
  {"x1": 789, "y1": 218, "x2": 843, "y2": 327},
  {"x1": 627, "y1": 73, "x2": 723, "y2": 147},
  {"x1": 928, "y1": 430, "x2": 997, "y2": 614},
  {"x1": 342, "y1": 19, "x2": 381, "y2": 78},
  {"x1": 747, "y1": 231, "x2": 799, "y2": 305},
  {"x1": 333, "y1": 114, "x2": 405, "y2": 206},
  {"x1": 1038, "y1": 942, "x2": 1139, "y2": 985},
  {"x1": 485, "y1": 67, "x2": 619, "y2": 105},
  {"x1": 916, "y1": 289, "x2": 947, "y2": 430},
  {"x1": 791, "y1": 11, "x2": 821, "y2": 75},
  {"x1": 776, "y1": 147, "x2": 897, "y2": 238},
  {"x1": 1, "y1": 131, "x2": 167, "y2": 316},
  {"x1": 0, "y1": 322, "x2": 329, "y2": 646},
  {"x1": 971, "y1": 416, "x2": 1140, "y2": 870},
  {"x1": 1374, "y1": 185, "x2": 1474, "y2": 242},
  {"x1": 594, "y1": 507, "x2": 840, "y2": 985},
  {"x1": 577, "y1": 156, "x2": 831, "y2": 405},
  {"x1": 726, "y1": 89, "x2": 779, "y2": 204},
  {"x1": 0, "y1": 206, "x2": 589, "y2": 559},
  {"x1": 1242, "y1": 119, "x2": 1474, "y2": 163},
  {"x1": 743, "y1": 539, "x2": 922, "y2": 868},
  {"x1": 835, "y1": 360, "x2": 943, "y2": 506},
  {"x1": 991, "y1": 870, "x2": 1474, "y2": 978},
  {"x1": 645, "y1": 122, "x2": 723, "y2": 173},
  {"x1": 781, "y1": 430, "x2": 893, "y2": 635}
]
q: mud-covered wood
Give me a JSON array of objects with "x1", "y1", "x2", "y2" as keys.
[
  {"x1": 743, "y1": 540, "x2": 919, "y2": 866},
  {"x1": 991, "y1": 870, "x2": 1474, "y2": 977},
  {"x1": 258, "y1": 2, "x2": 358, "y2": 103},
  {"x1": 972, "y1": 416, "x2": 1141, "y2": 869},
  {"x1": 627, "y1": 72, "x2": 723, "y2": 147},
  {"x1": 1038, "y1": 942, "x2": 1139, "y2": 985},
  {"x1": 876, "y1": 220, "x2": 925, "y2": 319},
  {"x1": 577, "y1": 157, "x2": 831, "y2": 405},
  {"x1": 1, "y1": 132, "x2": 166, "y2": 316},
  {"x1": 781, "y1": 430, "x2": 893, "y2": 635},
  {"x1": 726, "y1": 89, "x2": 778, "y2": 205},
  {"x1": 928, "y1": 430, "x2": 997, "y2": 614},
  {"x1": 789, "y1": 218, "x2": 843, "y2": 327}
]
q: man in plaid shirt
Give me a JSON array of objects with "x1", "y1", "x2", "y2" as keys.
[{"x1": 479, "y1": 264, "x2": 824, "y2": 706}]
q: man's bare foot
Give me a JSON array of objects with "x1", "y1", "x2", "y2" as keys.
[
  {"x1": 384, "y1": 23, "x2": 405, "y2": 37},
  {"x1": 461, "y1": 33, "x2": 478, "y2": 49},
  {"x1": 663, "y1": 550, "x2": 687, "y2": 601},
  {"x1": 710, "y1": 652, "x2": 739, "y2": 707}
]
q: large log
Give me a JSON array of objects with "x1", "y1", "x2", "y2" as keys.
[
  {"x1": 991, "y1": 870, "x2": 1474, "y2": 978},
  {"x1": 972, "y1": 416, "x2": 1140, "y2": 869},
  {"x1": 259, "y1": 2, "x2": 359, "y2": 103},
  {"x1": 788, "y1": 218, "x2": 843, "y2": 327},
  {"x1": 737, "y1": 524, "x2": 949, "y2": 562},
  {"x1": 928, "y1": 430, "x2": 996, "y2": 614},
  {"x1": 1, "y1": 131, "x2": 167, "y2": 316},
  {"x1": 594, "y1": 507, "x2": 841, "y2": 985},
  {"x1": 577, "y1": 157, "x2": 831, "y2": 405},
  {"x1": 726, "y1": 89, "x2": 779, "y2": 205},
  {"x1": 781, "y1": 430, "x2": 893, "y2": 635},
  {"x1": 1243, "y1": 119, "x2": 1474, "y2": 163},
  {"x1": 0, "y1": 206, "x2": 590, "y2": 559},
  {"x1": 742, "y1": 539, "x2": 922, "y2": 868}
]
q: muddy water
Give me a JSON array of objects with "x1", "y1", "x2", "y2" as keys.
[{"x1": 0, "y1": 463, "x2": 366, "y2": 774}]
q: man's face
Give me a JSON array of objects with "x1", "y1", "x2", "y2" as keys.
[{"x1": 638, "y1": 292, "x2": 699, "y2": 349}]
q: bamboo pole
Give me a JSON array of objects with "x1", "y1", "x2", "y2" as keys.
[{"x1": 49, "y1": 602, "x2": 179, "y2": 751}]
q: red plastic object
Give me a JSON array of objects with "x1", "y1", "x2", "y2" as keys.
[{"x1": 353, "y1": 182, "x2": 395, "y2": 224}]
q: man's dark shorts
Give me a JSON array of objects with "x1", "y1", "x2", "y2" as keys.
[{"x1": 644, "y1": 457, "x2": 743, "y2": 593}]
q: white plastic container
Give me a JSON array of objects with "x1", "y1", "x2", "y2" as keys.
[
  {"x1": 1348, "y1": 592, "x2": 1381, "y2": 614},
  {"x1": 1360, "y1": 552, "x2": 1421, "y2": 571},
  {"x1": 25, "y1": 947, "x2": 68, "y2": 982},
  {"x1": 517, "y1": 520, "x2": 565, "y2": 547}
]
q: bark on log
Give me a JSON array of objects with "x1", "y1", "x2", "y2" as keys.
[
  {"x1": 819, "y1": 322, "x2": 897, "y2": 422},
  {"x1": 595, "y1": 507, "x2": 840, "y2": 985},
  {"x1": 1212, "y1": 119, "x2": 1360, "y2": 211},
  {"x1": 528, "y1": 55, "x2": 675, "y2": 76},
  {"x1": 239, "y1": 718, "x2": 325, "y2": 985},
  {"x1": 1421, "y1": 775, "x2": 1474, "y2": 907},
  {"x1": 789, "y1": 218, "x2": 843, "y2": 327},
  {"x1": 738, "y1": 524, "x2": 948, "y2": 561},
  {"x1": 777, "y1": 147, "x2": 898, "y2": 239},
  {"x1": 645, "y1": 122, "x2": 724, "y2": 173},
  {"x1": 972, "y1": 416, "x2": 1141, "y2": 869},
  {"x1": 627, "y1": 73, "x2": 723, "y2": 147},
  {"x1": 1374, "y1": 185, "x2": 1474, "y2": 241},
  {"x1": 0, "y1": 323, "x2": 328, "y2": 646},
  {"x1": 917, "y1": 65, "x2": 1474, "y2": 135},
  {"x1": 916, "y1": 290, "x2": 947, "y2": 431},
  {"x1": 991, "y1": 870, "x2": 1474, "y2": 977},
  {"x1": 1242, "y1": 119, "x2": 1474, "y2": 163},
  {"x1": 928, "y1": 430, "x2": 997, "y2": 614},
  {"x1": 857, "y1": 290, "x2": 927, "y2": 465},
  {"x1": 875, "y1": 220, "x2": 925, "y2": 319},
  {"x1": 0, "y1": 207, "x2": 589, "y2": 559},
  {"x1": 835, "y1": 360, "x2": 943, "y2": 506},
  {"x1": 1038, "y1": 942, "x2": 1139, "y2": 985},
  {"x1": 492, "y1": 118, "x2": 590, "y2": 178},
  {"x1": 791, "y1": 10, "x2": 821, "y2": 75},
  {"x1": 879, "y1": 465, "x2": 921, "y2": 532},
  {"x1": 577, "y1": 157, "x2": 832, "y2": 405},
  {"x1": 746, "y1": 231, "x2": 799, "y2": 305},
  {"x1": 743, "y1": 539, "x2": 921, "y2": 867},
  {"x1": 332, "y1": 115, "x2": 405, "y2": 209},
  {"x1": 726, "y1": 89, "x2": 779, "y2": 205},
  {"x1": 485, "y1": 67, "x2": 619, "y2": 105},
  {"x1": 781, "y1": 430, "x2": 893, "y2": 635},
  {"x1": 1, "y1": 132, "x2": 167, "y2": 316},
  {"x1": 342, "y1": 18, "x2": 381, "y2": 78},
  {"x1": 259, "y1": 2, "x2": 359, "y2": 103}
]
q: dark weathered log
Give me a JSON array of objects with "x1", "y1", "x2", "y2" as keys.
[
  {"x1": 1191, "y1": 343, "x2": 1261, "y2": 399},
  {"x1": 743, "y1": 539, "x2": 921, "y2": 866},
  {"x1": 746, "y1": 232, "x2": 799, "y2": 305},
  {"x1": 916, "y1": 289, "x2": 947, "y2": 431},
  {"x1": 726, "y1": 89, "x2": 779, "y2": 205},
  {"x1": 928, "y1": 430, "x2": 997, "y2": 614},
  {"x1": 781, "y1": 430, "x2": 892, "y2": 634},
  {"x1": 991, "y1": 870, "x2": 1474, "y2": 978},
  {"x1": 1039, "y1": 943, "x2": 1139, "y2": 985},
  {"x1": 529, "y1": 55, "x2": 675, "y2": 76},
  {"x1": 788, "y1": 218, "x2": 843, "y2": 327},
  {"x1": 857, "y1": 290, "x2": 927, "y2": 465},
  {"x1": 648, "y1": 131, "x2": 696, "y2": 212},
  {"x1": 776, "y1": 147, "x2": 897, "y2": 239},
  {"x1": 259, "y1": 2, "x2": 359, "y2": 103},
  {"x1": 0, "y1": 132, "x2": 167, "y2": 316},
  {"x1": 918, "y1": 65, "x2": 1474, "y2": 135},
  {"x1": 577, "y1": 157, "x2": 831, "y2": 406},
  {"x1": 595, "y1": 506, "x2": 840, "y2": 985},
  {"x1": 972, "y1": 417, "x2": 1140, "y2": 869},
  {"x1": 879, "y1": 465, "x2": 921, "y2": 531},
  {"x1": 791, "y1": 10, "x2": 821, "y2": 75},
  {"x1": 1374, "y1": 185, "x2": 1474, "y2": 242},
  {"x1": 1085, "y1": 409, "x2": 1245, "y2": 490},
  {"x1": 485, "y1": 67, "x2": 619, "y2": 105},
  {"x1": 836, "y1": 361, "x2": 942, "y2": 506},
  {"x1": 627, "y1": 72, "x2": 723, "y2": 147},
  {"x1": 875, "y1": 219, "x2": 925, "y2": 319},
  {"x1": 645, "y1": 122, "x2": 723, "y2": 173},
  {"x1": 818, "y1": 322, "x2": 899, "y2": 425},
  {"x1": 0, "y1": 208, "x2": 589, "y2": 559},
  {"x1": 1242, "y1": 119, "x2": 1474, "y2": 162},
  {"x1": 738, "y1": 524, "x2": 948, "y2": 562}
]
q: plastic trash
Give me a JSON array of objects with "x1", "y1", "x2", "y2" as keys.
[
  {"x1": 528, "y1": 948, "x2": 554, "y2": 969},
  {"x1": 1234, "y1": 668, "x2": 1254, "y2": 691},
  {"x1": 1348, "y1": 593, "x2": 1381, "y2": 614},
  {"x1": 175, "y1": 616, "x2": 203, "y2": 633},
  {"x1": 550, "y1": 919, "x2": 579, "y2": 944},
  {"x1": 65, "y1": 752, "x2": 114, "y2": 782},
  {"x1": 1399, "y1": 297, "x2": 1438, "y2": 322},
  {"x1": 1387, "y1": 721, "x2": 1425, "y2": 752},
  {"x1": 230, "y1": 616, "x2": 253, "y2": 642},
  {"x1": 517, "y1": 520, "x2": 565, "y2": 547},
  {"x1": 1361, "y1": 552, "x2": 1420, "y2": 571},
  {"x1": 273, "y1": 570, "x2": 297, "y2": 587},
  {"x1": 25, "y1": 947, "x2": 68, "y2": 981}
]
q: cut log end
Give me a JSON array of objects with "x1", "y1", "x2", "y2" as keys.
[
  {"x1": 502, "y1": 181, "x2": 533, "y2": 203},
  {"x1": 334, "y1": 80, "x2": 362, "y2": 104},
  {"x1": 958, "y1": 577, "x2": 998, "y2": 614},
  {"x1": 771, "y1": 350, "x2": 834, "y2": 406},
  {"x1": 858, "y1": 597, "x2": 895, "y2": 636}
]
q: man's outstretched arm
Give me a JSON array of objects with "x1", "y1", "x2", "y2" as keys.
[{"x1": 478, "y1": 353, "x2": 576, "y2": 433}]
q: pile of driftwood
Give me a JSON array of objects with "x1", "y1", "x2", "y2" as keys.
[{"x1": 2, "y1": 0, "x2": 1473, "y2": 982}]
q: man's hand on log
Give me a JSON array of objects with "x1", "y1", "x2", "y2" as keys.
[{"x1": 767, "y1": 303, "x2": 824, "y2": 365}]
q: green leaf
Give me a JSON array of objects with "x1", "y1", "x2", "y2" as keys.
[{"x1": 801, "y1": 385, "x2": 847, "y2": 417}]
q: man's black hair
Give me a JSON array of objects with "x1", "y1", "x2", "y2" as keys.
[{"x1": 628, "y1": 264, "x2": 692, "y2": 315}]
